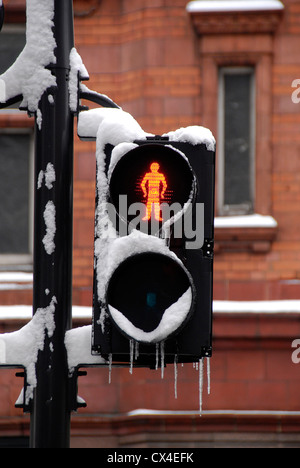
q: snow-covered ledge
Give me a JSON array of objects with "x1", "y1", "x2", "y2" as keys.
[
  {"x1": 215, "y1": 214, "x2": 277, "y2": 229},
  {"x1": 186, "y1": 1, "x2": 284, "y2": 13},
  {"x1": 213, "y1": 300, "x2": 300, "y2": 314},
  {"x1": 214, "y1": 214, "x2": 278, "y2": 253},
  {"x1": 186, "y1": 0, "x2": 284, "y2": 35},
  {"x1": 0, "y1": 272, "x2": 33, "y2": 293}
]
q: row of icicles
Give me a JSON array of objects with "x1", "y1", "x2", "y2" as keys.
[{"x1": 107, "y1": 340, "x2": 211, "y2": 416}]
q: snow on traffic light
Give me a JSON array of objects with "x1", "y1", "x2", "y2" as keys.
[{"x1": 78, "y1": 108, "x2": 216, "y2": 375}]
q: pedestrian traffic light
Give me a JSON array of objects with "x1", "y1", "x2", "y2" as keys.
[{"x1": 87, "y1": 109, "x2": 215, "y2": 368}]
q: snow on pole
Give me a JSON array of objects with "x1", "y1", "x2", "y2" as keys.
[
  {"x1": 0, "y1": 2, "x2": 68, "y2": 429},
  {"x1": 64, "y1": 326, "x2": 106, "y2": 374},
  {"x1": 69, "y1": 47, "x2": 89, "y2": 113},
  {"x1": 42, "y1": 201, "x2": 56, "y2": 255},
  {"x1": 0, "y1": 0, "x2": 57, "y2": 114},
  {"x1": 0, "y1": 296, "x2": 57, "y2": 404},
  {"x1": 29, "y1": 0, "x2": 75, "y2": 448}
]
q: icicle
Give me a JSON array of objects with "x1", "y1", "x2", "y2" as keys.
[
  {"x1": 206, "y1": 357, "x2": 211, "y2": 395},
  {"x1": 174, "y1": 354, "x2": 178, "y2": 399},
  {"x1": 129, "y1": 339, "x2": 134, "y2": 375},
  {"x1": 108, "y1": 353, "x2": 112, "y2": 384},
  {"x1": 155, "y1": 342, "x2": 159, "y2": 370},
  {"x1": 199, "y1": 358, "x2": 204, "y2": 416},
  {"x1": 160, "y1": 341, "x2": 165, "y2": 379},
  {"x1": 135, "y1": 341, "x2": 139, "y2": 361}
]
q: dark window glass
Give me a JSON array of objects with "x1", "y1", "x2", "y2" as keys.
[
  {"x1": 0, "y1": 436, "x2": 29, "y2": 448},
  {"x1": 0, "y1": 133, "x2": 30, "y2": 254},
  {"x1": 222, "y1": 71, "x2": 254, "y2": 213},
  {"x1": 0, "y1": 30, "x2": 26, "y2": 74},
  {"x1": 0, "y1": 29, "x2": 26, "y2": 108}
]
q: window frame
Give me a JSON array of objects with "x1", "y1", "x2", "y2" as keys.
[{"x1": 218, "y1": 66, "x2": 256, "y2": 216}]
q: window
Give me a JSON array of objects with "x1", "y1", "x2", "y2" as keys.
[
  {"x1": 0, "y1": 26, "x2": 34, "y2": 268},
  {"x1": 0, "y1": 130, "x2": 33, "y2": 259},
  {"x1": 0, "y1": 26, "x2": 26, "y2": 74},
  {"x1": 218, "y1": 67, "x2": 255, "y2": 216},
  {"x1": 0, "y1": 25, "x2": 26, "y2": 110},
  {"x1": 187, "y1": 2, "x2": 281, "y2": 251}
]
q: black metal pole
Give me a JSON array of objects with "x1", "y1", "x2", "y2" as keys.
[{"x1": 30, "y1": 0, "x2": 74, "y2": 448}]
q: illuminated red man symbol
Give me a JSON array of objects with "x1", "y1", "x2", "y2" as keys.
[{"x1": 141, "y1": 162, "x2": 167, "y2": 221}]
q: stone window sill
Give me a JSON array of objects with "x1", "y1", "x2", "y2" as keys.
[
  {"x1": 214, "y1": 214, "x2": 278, "y2": 253},
  {"x1": 186, "y1": 0, "x2": 284, "y2": 35}
]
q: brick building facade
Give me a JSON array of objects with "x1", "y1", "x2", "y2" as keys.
[{"x1": 1, "y1": 0, "x2": 300, "y2": 448}]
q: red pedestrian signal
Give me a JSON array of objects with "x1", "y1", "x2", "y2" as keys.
[
  {"x1": 108, "y1": 142, "x2": 196, "y2": 233},
  {"x1": 140, "y1": 162, "x2": 168, "y2": 221}
]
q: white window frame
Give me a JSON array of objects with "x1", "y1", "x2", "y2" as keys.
[{"x1": 218, "y1": 66, "x2": 256, "y2": 216}]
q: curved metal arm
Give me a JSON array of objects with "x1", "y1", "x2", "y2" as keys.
[
  {"x1": 0, "y1": 83, "x2": 120, "y2": 114},
  {"x1": 80, "y1": 87, "x2": 120, "y2": 110},
  {"x1": 0, "y1": 94, "x2": 23, "y2": 110}
]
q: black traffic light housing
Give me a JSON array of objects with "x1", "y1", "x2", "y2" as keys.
[{"x1": 92, "y1": 131, "x2": 215, "y2": 368}]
